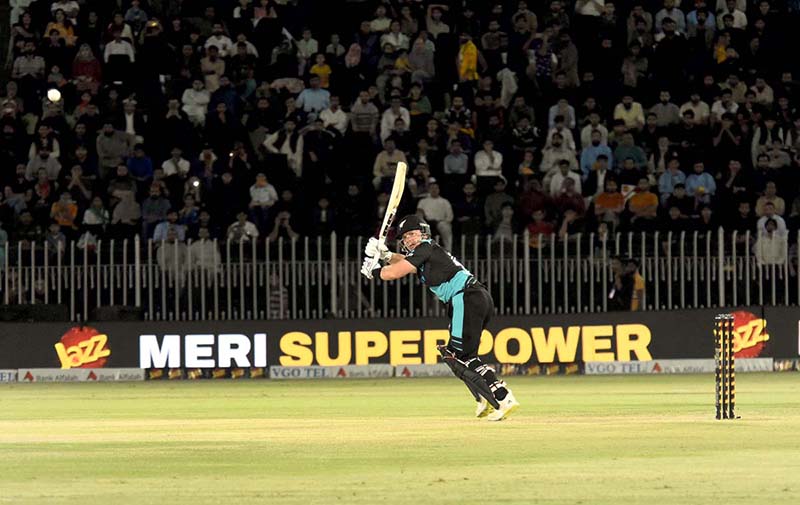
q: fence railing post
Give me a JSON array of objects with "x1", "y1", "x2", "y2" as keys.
[
  {"x1": 511, "y1": 233, "x2": 518, "y2": 315},
  {"x1": 653, "y1": 231, "x2": 659, "y2": 310},
  {"x1": 80, "y1": 240, "x2": 87, "y2": 321},
  {"x1": 705, "y1": 232, "x2": 712, "y2": 307},
  {"x1": 187, "y1": 239, "x2": 194, "y2": 320},
  {"x1": 549, "y1": 233, "x2": 556, "y2": 314},
  {"x1": 731, "y1": 231, "x2": 738, "y2": 307},
  {"x1": 29, "y1": 242, "x2": 36, "y2": 305},
  {"x1": 717, "y1": 227, "x2": 725, "y2": 309},
  {"x1": 744, "y1": 231, "x2": 751, "y2": 306},
  {"x1": 575, "y1": 233, "x2": 582, "y2": 313},
  {"x1": 640, "y1": 232, "x2": 646, "y2": 310},
  {"x1": 523, "y1": 230, "x2": 530, "y2": 314},
  {"x1": 96, "y1": 239, "x2": 102, "y2": 311},
  {"x1": 238, "y1": 239, "x2": 245, "y2": 320},
  {"x1": 69, "y1": 241, "x2": 75, "y2": 321},
  {"x1": 601, "y1": 232, "x2": 607, "y2": 312},
  {"x1": 303, "y1": 237, "x2": 311, "y2": 318},
  {"x1": 588, "y1": 232, "x2": 595, "y2": 312},
  {"x1": 3, "y1": 242, "x2": 9, "y2": 305},
  {"x1": 562, "y1": 233, "x2": 568, "y2": 313},
  {"x1": 783, "y1": 231, "x2": 789, "y2": 306},
  {"x1": 109, "y1": 239, "x2": 116, "y2": 307},
  {"x1": 330, "y1": 232, "x2": 337, "y2": 317},
  {"x1": 343, "y1": 235, "x2": 350, "y2": 318},
  {"x1": 43, "y1": 241, "x2": 49, "y2": 304}
]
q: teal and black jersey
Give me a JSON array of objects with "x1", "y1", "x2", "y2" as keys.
[{"x1": 404, "y1": 239, "x2": 474, "y2": 303}]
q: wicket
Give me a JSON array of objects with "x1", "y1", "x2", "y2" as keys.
[{"x1": 714, "y1": 314, "x2": 736, "y2": 420}]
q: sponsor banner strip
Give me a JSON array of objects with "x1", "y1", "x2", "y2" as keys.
[
  {"x1": 0, "y1": 307, "x2": 784, "y2": 369},
  {"x1": 17, "y1": 368, "x2": 145, "y2": 382},
  {"x1": 269, "y1": 365, "x2": 394, "y2": 380},
  {"x1": 585, "y1": 358, "x2": 774, "y2": 375},
  {"x1": 0, "y1": 369, "x2": 18, "y2": 382},
  {"x1": 773, "y1": 359, "x2": 800, "y2": 372},
  {"x1": 395, "y1": 364, "x2": 452, "y2": 378}
]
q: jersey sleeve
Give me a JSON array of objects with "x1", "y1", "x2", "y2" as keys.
[{"x1": 404, "y1": 242, "x2": 433, "y2": 269}]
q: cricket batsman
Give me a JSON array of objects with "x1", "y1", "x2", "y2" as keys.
[{"x1": 363, "y1": 215, "x2": 520, "y2": 421}]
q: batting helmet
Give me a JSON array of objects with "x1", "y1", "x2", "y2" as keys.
[{"x1": 397, "y1": 215, "x2": 431, "y2": 238}]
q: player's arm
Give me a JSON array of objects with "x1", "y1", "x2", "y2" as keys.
[
  {"x1": 380, "y1": 259, "x2": 416, "y2": 281},
  {"x1": 383, "y1": 242, "x2": 430, "y2": 280},
  {"x1": 385, "y1": 252, "x2": 406, "y2": 264}
]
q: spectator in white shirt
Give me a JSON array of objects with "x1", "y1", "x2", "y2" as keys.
[
  {"x1": 474, "y1": 139, "x2": 504, "y2": 177},
  {"x1": 370, "y1": 5, "x2": 392, "y2": 32},
  {"x1": 326, "y1": 34, "x2": 346, "y2": 58},
  {"x1": 380, "y1": 97, "x2": 410, "y2": 141},
  {"x1": 380, "y1": 20, "x2": 410, "y2": 50},
  {"x1": 51, "y1": 0, "x2": 79, "y2": 22},
  {"x1": 204, "y1": 23, "x2": 234, "y2": 57},
  {"x1": 319, "y1": 95, "x2": 348, "y2": 135},
  {"x1": 227, "y1": 212, "x2": 260, "y2": 242},
  {"x1": 249, "y1": 173, "x2": 278, "y2": 233},
  {"x1": 104, "y1": 29, "x2": 135, "y2": 82},
  {"x1": 234, "y1": 33, "x2": 260, "y2": 58},
  {"x1": 189, "y1": 227, "x2": 220, "y2": 274},
  {"x1": 716, "y1": 0, "x2": 747, "y2": 29},
  {"x1": 161, "y1": 148, "x2": 191, "y2": 177},
  {"x1": 104, "y1": 30, "x2": 134, "y2": 62},
  {"x1": 580, "y1": 113, "x2": 609, "y2": 148},
  {"x1": 680, "y1": 91, "x2": 711, "y2": 125},
  {"x1": 156, "y1": 228, "x2": 187, "y2": 286},
  {"x1": 756, "y1": 202, "x2": 787, "y2": 236},
  {"x1": 655, "y1": 0, "x2": 686, "y2": 33},
  {"x1": 416, "y1": 182, "x2": 454, "y2": 250},
  {"x1": 540, "y1": 132, "x2": 578, "y2": 174},
  {"x1": 575, "y1": 0, "x2": 605, "y2": 16},
  {"x1": 182, "y1": 79, "x2": 211, "y2": 126},
  {"x1": 549, "y1": 159, "x2": 583, "y2": 197},
  {"x1": 547, "y1": 116, "x2": 577, "y2": 151},
  {"x1": 715, "y1": 0, "x2": 745, "y2": 12},
  {"x1": 548, "y1": 100, "x2": 577, "y2": 130},
  {"x1": 296, "y1": 28, "x2": 318, "y2": 74},
  {"x1": 710, "y1": 89, "x2": 739, "y2": 123},
  {"x1": 755, "y1": 218, "x2": 787, "y2": 266}
]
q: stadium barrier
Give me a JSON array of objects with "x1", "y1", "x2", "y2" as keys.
[
  {"x1": 0, "y1": 306, "x2": 794, "y2": 374},
  {"x1": 0, "y1": 229, "x2": 797, "y2": 323}
]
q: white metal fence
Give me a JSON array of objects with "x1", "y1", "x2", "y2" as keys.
[{"x1": 0, "y1": 229, "x2": 794, "y2": 321}]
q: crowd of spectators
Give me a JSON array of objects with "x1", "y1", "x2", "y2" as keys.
[{"x1": 2, "y1": 0, "x2": 800, "y2": 262}]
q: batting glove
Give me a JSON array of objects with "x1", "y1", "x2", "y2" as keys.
[
  {"x1": 365, "y1": 237, "x2": 392, "y2": 263},
  {"x1": 361, "y1": 255, "x2": 379, "y2": 279}
]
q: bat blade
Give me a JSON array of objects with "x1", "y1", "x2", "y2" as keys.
[
  {"x1": 386, "y1": 161, "x2": 407, "y2": 210},
  {"x1": 377, "y1": 161, "x2": 407, "y2": 242},
  {"x1": 361, "y1": 162, "x2": 407, "y2": 279}
]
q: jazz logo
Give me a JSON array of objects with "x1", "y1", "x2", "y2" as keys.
[
  {"x1": 54, "y1": 327, "x2": 111, "y2": 369},
  {"x1": 730, "y1": 312, "x2": 769, "y2": 358}
]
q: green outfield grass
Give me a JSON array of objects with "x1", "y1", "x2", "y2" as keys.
[{"x1": 1, "y1": 374, "x2": 799, "y2": 505}]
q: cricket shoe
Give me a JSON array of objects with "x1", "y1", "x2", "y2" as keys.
[
  {"x1": 487, "y1": 391, "x2": 520, "y2": 421},
  {"x1": 475, "y1": 397, "x2": 494, "y2": 418}
]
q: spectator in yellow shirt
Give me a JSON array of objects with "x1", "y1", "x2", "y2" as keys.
[
  {"x1": 613, "y1": 93, "x2": 645, "y2": 130},
  {"x1": 309, "y1": 53, "x2": 332, "y2": 88},
  {"x1": 755, "y1": 181, "x2": 785, "y2": 217},
  {"x1": 46, "y1": 10, "x2": 77, "y2": 46}
]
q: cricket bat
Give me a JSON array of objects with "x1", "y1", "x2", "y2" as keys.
[{"x1": 361, "y1": 162, "x2": 407, "y2": 279}]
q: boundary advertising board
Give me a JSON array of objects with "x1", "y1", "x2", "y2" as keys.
[{"x1": 0, "y1": 306, "x2": 790, "y2": 370}]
